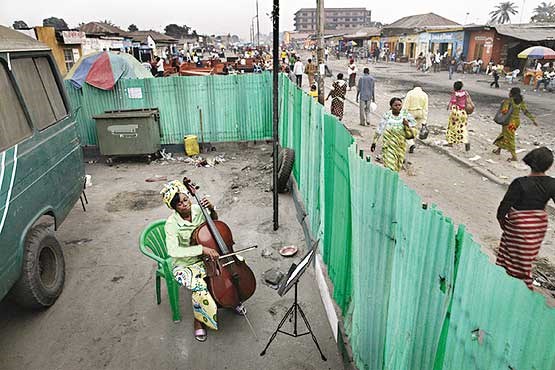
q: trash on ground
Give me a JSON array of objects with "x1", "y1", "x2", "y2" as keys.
[
  {"x1": 468, "y1": 155, "x2": 481, "y2": 161},
  {"x1": 481, "y1": 177, "x2": 489, "y2": 182},
  {"x1": 85, "y1": 174, "x2": 93, "y2": 187},
  {"x1": 486, "y1": 159, "x2": 497, "y2": 164},
  {"x1": 515, "y1": 148, "x2": 527, "y2": 154},
  {"x1": 261, "y1": 248, "x2": 273, "y2": 258},
  {"x1": 263, "y1": 268, "x2": 284, "y2": 289},
  {"x1": 279, "y1": 245, "x2": 298, "y2": 257}
]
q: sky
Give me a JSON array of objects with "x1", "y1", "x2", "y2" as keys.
[{"x1": 0, "y1": 0, "x2": 541, "y2": 40}]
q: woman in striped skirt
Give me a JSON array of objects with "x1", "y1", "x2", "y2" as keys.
[
  {"x1": 371, "y1": 97, "x2": 416, "y2": 172},
  {"x1": 496, "y1": 147, "x2": 555, "y2": 289}
]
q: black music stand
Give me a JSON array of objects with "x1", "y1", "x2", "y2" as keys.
[{"x1": 260, "y1": 242, "x2": 327, "y2": 361}]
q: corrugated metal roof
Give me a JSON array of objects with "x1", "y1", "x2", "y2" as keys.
[
  {"x1": 126, "y1": 31, "x2": 178, "y2": 44},
  {"x1": 80, "y1": 22, "x2": 126, "y2": 36},
  {"x1": 385, "y1": 12, "x2": 460, "y2": 29},
  {"x1": 0, "y1": 25, "x2": 49, "y2": 52},
  {"x1": 495, "y1": 23, "x2": 555, "y2": 41},
  {"x1": 343, "y1": 27, "x2": 382, "y2": 38}
]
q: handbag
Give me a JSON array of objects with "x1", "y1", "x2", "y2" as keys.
[
  {"x1": 465, "y1": 92, "x2": 475, "y2": 115},
  {"x1": 494, "y1": 101, "x2": 513, "y2": 125},
  {"x1": 418, "y1": 124, "x2": 429, "y2": 140}
]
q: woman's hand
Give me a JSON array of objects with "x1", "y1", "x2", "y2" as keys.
[
  {"x1": 402, "y1": 118, "x2": 409, "y2": 126},
  {"x1": 202, "y1": 246, "x2": 220, "y2": 259},
  {"x1": 200, "y1": 197, "x2": 214, "y2": 211},
  {"x1": 370, "y1": 143, "x2": 376, "y2": 152}
]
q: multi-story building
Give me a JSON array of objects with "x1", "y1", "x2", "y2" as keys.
[{"x1": 294, "y1": 8, "x2": 371, "y2": 32}]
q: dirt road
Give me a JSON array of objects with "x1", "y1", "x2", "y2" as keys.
[
  {"x1": 316, "y1": 55, "x2": 555, "y2": 290},
  {"x1": 0, "y1": 144, "x2": 343, "y2": 370}
]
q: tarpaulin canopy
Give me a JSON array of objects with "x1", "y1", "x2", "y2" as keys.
[{"x1": 65, "y1": 51, "x2": 153, "y2": 90}]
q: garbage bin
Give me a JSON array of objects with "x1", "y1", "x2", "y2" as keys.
[{"x1": 94, "y1": 108, "x2": 161, "y2": 160}]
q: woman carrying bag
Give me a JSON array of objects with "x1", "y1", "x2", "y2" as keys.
[
  {"x1": 493, "y1": 87, "x2": 538, "y2": 161},
  {"x1": 446, "y1": 81, "x2": 474, "y2": 152},
  {"x1": 371, "y1": 97, "x2": 416, "y2": 172}
]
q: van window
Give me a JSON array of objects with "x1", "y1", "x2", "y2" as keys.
[
  {"x1": 0, "y1": 63, "x2": 32, "y2": 151},
  {"x1": 11, "y1": 56, "x2": 68, "y2": 130}
]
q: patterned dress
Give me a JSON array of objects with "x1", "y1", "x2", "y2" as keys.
[
  {"x1": 493, "y1": 98, "x2": 536, "y2": 156},
  {"x1": 446, "y1": 90, "x2": 470, "y2": 144},
  {"x1": 373, "y1": 110, "x2": 416, "y2": 172},
  {"x1": 330, "y1": 80, "x2": 347, "y2": 120}
]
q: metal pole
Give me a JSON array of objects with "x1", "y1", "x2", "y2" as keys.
[
  {"x1": 316, "y1": 0, "x2": 325, "y2": 105},
  {"x1": 256, "y1": 0, "x2": 261, "y2": 47},
  {"x1": 272, "y1": 0, "x2": 280, "y2": 231}
]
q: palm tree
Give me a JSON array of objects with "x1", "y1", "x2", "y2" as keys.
[
  {"x1": 531, "y1": 2, "x2": 555, "y2": 22},
  {"x1": 489, "y1": 2, "x2": 519, "y2": 24}
]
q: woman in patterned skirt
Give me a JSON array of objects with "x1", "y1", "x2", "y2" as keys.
[
  {"x1": 371, "y1": 97, "x2": 416, "y2": 172},
  {"x1": 496, "y1": 147, "x2": 555, "y2": 289},
  {"x1": 493, "y1": 87, "x2": 538, "y2": 161},
  {"x1": 446, "y1": 81, "x2": 472, "y2": 151},
  {"x1": 326, "y1": 73, "x2": 347, "y2": 121}
]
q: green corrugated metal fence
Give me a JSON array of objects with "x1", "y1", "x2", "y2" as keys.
[
  {"x1": 65, "y1": 73, "x2": 272, "y2": 146},
  {"x1": 278, "y1": 75, "x2": 555, "y2": 370}
]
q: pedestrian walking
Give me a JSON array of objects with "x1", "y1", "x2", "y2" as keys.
[
  {"x1": 402, "y1": 85, "x2": 429, "y2": 153},
  {"x1": 493, "y1": 87, "x2": 538, "y2": 161},
  {"x1": 285, "y1": 66, "x2": 296, "y2": 83},
  {"x1": 155, "y1": 57, "x2": 165, "y2": 77},
  {"x1": 347, "y1": 59, "x2": 358, "y2": 91},
  {"x1": 325, "y1": 47, "x2": 329, "y2": 62},
  {"x1": 370, "y1": 97, "x2": 416, "y2": 172},
  {"x1": 490, "y1": 68, "x2": 500, "y2": 88},
  {"x1": 308, "y1": 84, "x2": 318, "y2": 102},
  {"x1": 448, "y1": 58, "x2": 456, "y2": 80},
  {"x1": 496, "y1": 147, "x2": 555, "y2": 289},
  {"x1": 326, "y1": 73, "x2": 347, "y2": 121},
  {"x1": 446, "y1": 81, "x2": 472, "y2": 151},
  {"x1": 433, "y1": 51, "x2": 441, "y2": 72},
  {"x1": 356, "y1": 67, "x2": 375, "y2": 126},
  {"x1": 293, "y1": 57, "x2": 304, "y2": 88},
  {"x1": 304, "y1": 58, "x2": 317, "y2": 87}
]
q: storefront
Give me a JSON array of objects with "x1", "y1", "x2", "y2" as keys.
[
  {"x1": 428, "y1": 29, "x2": 464, "y2": 58},
  {"x1": 398, "y1": 34, "x2": 419, "y2": 60}
]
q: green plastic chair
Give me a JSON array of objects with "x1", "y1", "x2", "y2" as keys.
[{"x1": 139, "y1": 220, "x2": 181, "y2": 322}]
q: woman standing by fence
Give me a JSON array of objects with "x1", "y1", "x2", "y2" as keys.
[
  {"x1": 493, "y1": 87, "x2": 538, "y2": 161},
  {"x1": 496, "y1": 147, "x2": 555, "y2": 289}
]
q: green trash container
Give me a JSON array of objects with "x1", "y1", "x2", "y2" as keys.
[{"x1": 93, "y1": 108, "x2": 161, "y2": 161}]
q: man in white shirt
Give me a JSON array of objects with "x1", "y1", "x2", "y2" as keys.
[
  {"x1": 155, "y1": 57, "x2": 164, "y2": 77},
  {"x1": 293, "y1": 57, "x2": 304, "y2": 87}
]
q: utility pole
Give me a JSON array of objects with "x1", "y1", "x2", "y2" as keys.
[
  {"x1": 272, "y1": 0, "x2": 279, "y2": 230},
  {"x1": 256, "y1": 0, "x2": 261, "y2": 47},
  {"x1": 316, "y1": 0, "x2": 325, "y2": 105}
]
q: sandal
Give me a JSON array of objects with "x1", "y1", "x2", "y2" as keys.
[
  {"x1": 233, "y1": 304, "x2": 247, "y2": 316},
  {"x1": 194, "y1": 328, "x2": 207, "y2": 342}
]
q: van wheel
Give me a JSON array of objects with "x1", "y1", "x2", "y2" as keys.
[
  {"x1": 277, "y1": 148, "x2": 295, "y2": 193},
  {"x1": 10, "y1": 225, "x2": 65, "y2": 309}
]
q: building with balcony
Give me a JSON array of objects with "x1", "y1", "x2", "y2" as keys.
[{"x1": 294, "y1": 8, "x2": 371, "y2": 32}]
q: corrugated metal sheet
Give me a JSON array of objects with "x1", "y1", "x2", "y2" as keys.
[
  {"x1": 64, "y1": 73, "x2": 272, "y2": 146},
  {"x1": 277, "y1": 75, "x2": 555, "y2": 370},
  {"x1": 494, "y1": 24, "x2": 555, "y2": 42},
  {"x1": 440, "y1": 230, "x2": 555, "y2": 370}
]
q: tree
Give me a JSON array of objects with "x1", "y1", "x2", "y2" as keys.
[
  {"x1": 531, "y1": 2, "x2": 555, "y2": 22},
  {"x1": 128, "y1": 24, "x2": 139, "y2": 32},
  {"x1": 101, "y1": 19, "x2": 115, "y2": 26},
  {"x1": 164, "y1": 24, "x2": 191, "y2": 39},
  {"x1": 12, "y1": 20, "x2": 29, "y2": 29},
  {"x1": 489, "y1": 2, "x2": 518, "y2": 24},
  {"x1": 42, "y1": 17, "x2": 69, "y2": 30}
]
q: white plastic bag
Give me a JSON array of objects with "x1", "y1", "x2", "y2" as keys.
[{"x1": 370, "y1": 102, "x2": 377, "y2": 112}]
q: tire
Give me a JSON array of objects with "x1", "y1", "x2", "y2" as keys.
[
  {"x1": 277, "y1": 148, "x2": 295, "y2": 193},
  {"x1": 9, "y1": 224, "x2": 66, "y2": 309}
]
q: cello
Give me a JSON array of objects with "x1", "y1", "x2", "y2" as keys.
[{"x1": 182, "y1": 177, "x2": 257, "y2": 309}]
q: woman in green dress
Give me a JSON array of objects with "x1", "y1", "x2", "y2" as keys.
[
  {"x1": 493, "y1": 87, "x2": 538, "y2": 161},
  {"x1": 371, "y1": 97, "x2": 416, "y2": 172}
]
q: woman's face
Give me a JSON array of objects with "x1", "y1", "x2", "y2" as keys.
[
  {"x1": 391, "y1": 100, "x2": 402, "y2": 114},
  {"x1": 175, "y1": 193, "x2": 192, "y2": 215}
]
